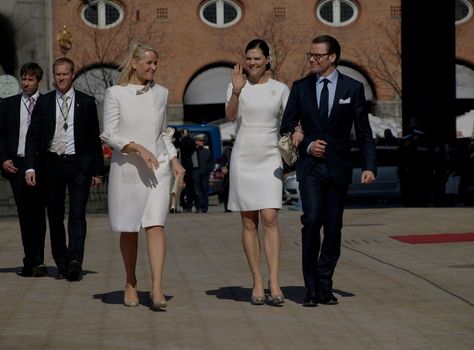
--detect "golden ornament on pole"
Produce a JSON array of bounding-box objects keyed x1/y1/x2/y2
[{"x1": 57, "y1": 25, "x2": 72, "y2": 56}]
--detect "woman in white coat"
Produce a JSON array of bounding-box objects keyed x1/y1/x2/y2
[{"x1": 101, "y1": 43, "x2": 185, "y2": 310}]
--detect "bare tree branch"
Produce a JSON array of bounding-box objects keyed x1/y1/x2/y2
[
  {"x1": 73, "y1": 6, "x2": 166, "y2": 103},
  {"x1": 355, "y1": 20, "x2": 402, "y2": 99},
  {"x1": 219, "y1": 12, "x2": 306, "y2": 85}
]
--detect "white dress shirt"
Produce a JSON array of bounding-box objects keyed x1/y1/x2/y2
[
  {"x1": 17, "y1": 91, "x2": 40, "y2": 157},
  {"x1": 49, "y1": 88, "x2": 76, "y2": 155}
]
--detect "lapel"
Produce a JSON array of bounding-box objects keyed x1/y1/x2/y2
[
  {"x1": 307, "y1": 74, "x2": 318, "y2": 115},
  {"x1": 73, "y1": 89, "x2": 80, "y2": 133},
  {"x1": 12, "y1": 94, "x2": 21, "y2": 135},
  {"x1": 307, "y1": 74, "x2": 326, "y2": 129},
  {"x1": 73, "y1": 89, "x2": 81, "y2": 125},
  {"x1": 47, "y1": 92, "x2": 57, "y2": 139}
]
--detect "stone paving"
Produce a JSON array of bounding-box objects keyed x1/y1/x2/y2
[{"x1": 0, "y1": 203, "x2": 473, "y2": 350}]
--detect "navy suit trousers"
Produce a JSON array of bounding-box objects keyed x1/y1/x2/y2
[
  {"x1": 298, "y1": 161, "x2": 348, "y2": 294},
  {"x1": 43, "y1": 153, "x2": 91, "y2": 272}
]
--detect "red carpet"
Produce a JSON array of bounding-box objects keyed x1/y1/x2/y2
[{"x1": 390, "y1": 232, "x2": 474, "y2": 244}]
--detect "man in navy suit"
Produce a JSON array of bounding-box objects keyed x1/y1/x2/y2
[
  {"x1": 0, "y1": 62, "x2": 47, "y2": 277},
  {"x1": 280, "y1": 35, "x2": 377, "y2": 306},
  {"x1": 25, "y1": 57, "x2": 104, "y2": 281}
]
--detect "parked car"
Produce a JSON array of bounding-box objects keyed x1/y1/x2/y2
[
  {"x1": 282, "y1": 145, "x2": 401, "y2": 204},
  {"x1": 283, "y1": 171, "x2": 298, "y2": 204},
  {"x1": 348, "y1": 145, "x2": 400, "y2": 201},
  {"x1": 169, "y1": 123, "x2": 224, "y2": 195}
]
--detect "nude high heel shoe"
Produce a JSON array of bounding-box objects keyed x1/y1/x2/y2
[
  {"x1": 150, "y1": 292, "x2": 167, "y2": 310},
  {"x1": 124, "y1": 284, "x2": 139, "y2": 307}
]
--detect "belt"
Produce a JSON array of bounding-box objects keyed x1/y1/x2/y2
[{"x1": 47, "y1": 152, "x2": 77, "y2": 160}]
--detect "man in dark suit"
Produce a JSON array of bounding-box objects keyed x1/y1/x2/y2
[
  {"x1": 280, "y1": 35, "x2": 377, "y2": 306},
  {"x1": 25, "y1": 57, "x2": 104, "y2": 281},
  {"x1": 0, "y1": 62, "x2": 47, "y2": 277},
  {"x1": 192, "y1": 134, "x2": 214, "y2": 213},
  {"x1": 179, "y1": 129, "x2": 197, "y2": 212}
]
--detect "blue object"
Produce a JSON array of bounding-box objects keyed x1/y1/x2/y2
[
  {"x1": 170, "y1": 123, "x2": 223, "y2": 195},
  {"x1": 170, "y1": 123, "x2": 222, "y2": 161}
]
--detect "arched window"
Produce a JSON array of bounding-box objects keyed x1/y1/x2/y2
[
  {"x1": 200, "y1": 0, "x2": 242, "y2": 28},
  {"x1": 316, "y1": 0, "x2": 358, "y2": 27},
  {"x1": 82, "y1": 1, "x2": 124, "y2": 29}
]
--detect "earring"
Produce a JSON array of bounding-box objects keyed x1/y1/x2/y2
[{"x1": 267, "y1": 57, "x2": 273, "y2": 69}]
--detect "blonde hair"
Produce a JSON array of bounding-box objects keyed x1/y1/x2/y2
[{"x1": 117, "y1": 42, "x2": 158, "y2": 85}]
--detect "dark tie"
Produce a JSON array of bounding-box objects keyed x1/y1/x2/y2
[{"x1": 318, "y1": 78, "x2": 329, "y2": 126}]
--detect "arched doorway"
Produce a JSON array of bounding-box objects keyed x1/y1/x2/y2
[
  {"x1": 183, "y1": 64, "x2": 232, "y2": 124},
  {"x1": 0, "y1": 13, "x2": 17, "y2": 76},
  {"x1": 337, "y1": 64, "x2": 375, "y2": 101},
  {"x1": 74, "y1": 64, "x2": 120, "y2": 102},
  {"x1": 456, "y1": 62, "x2": 474, "y2": 116},
  {"x1": 73, "y1": 64, "x2": 120, "y2": 121}
]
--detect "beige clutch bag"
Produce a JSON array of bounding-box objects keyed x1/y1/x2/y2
[
  {"x1": 278, "y1": 133, "x2": 298, "y2": 166},
  {"x1": 169, "y1": 174, "x2": 184, "y2": 213}
]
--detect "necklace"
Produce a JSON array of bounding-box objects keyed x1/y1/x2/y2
[{"x1": 57, "y1": 96, "x2": 73, "y2": 131}]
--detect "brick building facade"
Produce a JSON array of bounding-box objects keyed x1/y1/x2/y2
[
  {"x1": 48, "y1": 0, "x2": 474, "y2": 123},
  {"x1": 1, "y1": 1, "x2": 473, "y2": 122}
]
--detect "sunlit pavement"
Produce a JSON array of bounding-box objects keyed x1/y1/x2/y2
[{"x1": 0, "y1": 202, "x2": 473, "y2": 350}]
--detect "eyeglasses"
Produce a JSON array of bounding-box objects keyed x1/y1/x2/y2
[{"x1": 306, "y1": 53, "x2": 330, "y2": 61}]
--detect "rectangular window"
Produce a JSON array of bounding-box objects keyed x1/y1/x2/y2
[
  {"x1": 156, "y1": 7, "x2": 168, "y2": 20},
  {"x1": 274, "y1": 6, "x2": 286, "y2": 19},
  {"x1": 390, "y1": 5, "x2": 401, "y2": 18}
]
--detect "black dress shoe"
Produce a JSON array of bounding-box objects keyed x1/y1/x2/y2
[
  {"x1": 67, "y1": 260, "x2": 82, "y2": 281},
  {"x1": 16, "y1": 267, "x2": 33, "y2": 277},
  {"x1": 319, "y1": 292, "x2": 338, "y2": 305},
  {"x1": 303, "y1": 289, "x2": 318, "y2": 307},
  {"x1": 32, "y1": 264, "x2": 48, "y2": 277}
]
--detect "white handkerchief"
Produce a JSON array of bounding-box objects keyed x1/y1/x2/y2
[{"x1": 339, "y1": 97, "x2": 351, "y2": 104}]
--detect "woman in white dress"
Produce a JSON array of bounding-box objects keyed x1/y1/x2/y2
[
  {"x1": 226, "y1": 39, "x2": 290, "y2": 305},
  {"x1": 101, "y1": 43, "x2": 185, "y2": 310}
]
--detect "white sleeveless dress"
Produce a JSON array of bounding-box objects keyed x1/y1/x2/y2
[
  {"x1": 226, "y1": 78, "x2": 290, "y2": 211},
  {"x1": 101, "y1": 84, "x2": 177, "y2": 232}
]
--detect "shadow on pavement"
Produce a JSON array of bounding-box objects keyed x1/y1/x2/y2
[
  {"x1": 0, "y1": 266, "x2": 98, "y2": 279},
  {"x1": 206, "y1": 285, "x2": 355, "y2": 304},
  {"x1": 282, "y1": 286, "x2": 355, "y2": 304},
  {"x1": 0, "y1": 266, "x2": 23, "y2": 274},
  {"x1": 206, "y1": 286, "x2": 252, "y2": 302},
  {"x1": 92, "y1": 290, "x2": 173, "y2": 308}
]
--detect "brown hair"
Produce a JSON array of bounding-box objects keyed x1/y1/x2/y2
[
  {"x1": 312, "y1": 35, "x2": 341, "y2": 66},
  {"x1": 20, "y1": 62, "x2": 43, "y2": 81}
]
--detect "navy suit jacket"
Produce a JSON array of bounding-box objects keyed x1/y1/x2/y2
[
  {"x1": 280, "y1": 71, "x2": 376, "y2": 184},
  {"x1": 25, "y1": 89, "x2": 104, "y2": 177}
]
